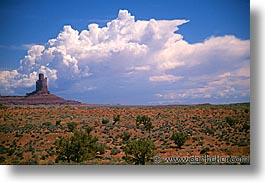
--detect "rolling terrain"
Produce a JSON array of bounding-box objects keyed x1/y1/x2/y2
[{"x1": 0, "y1": 102, "x2": 250, "y2": 165}]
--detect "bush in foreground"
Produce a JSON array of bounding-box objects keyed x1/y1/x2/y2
[
  {"x1": 55, "y1": 130, "x2": 99, "y2": 163},
  {"x1": 170, "y1": 131, "x2": 188, "y2": 149},
  {"x1": 123, "y1": 138, "x2": 155, "y2": 165},
  {"x1": 136, "y1": 115, "x2": 153, "y2": 135},
  {"x1": 67, "y1": 122, "x2": 78, "y2": 132}
]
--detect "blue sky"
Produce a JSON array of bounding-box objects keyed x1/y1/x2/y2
[{"x1": 0, "y1": 0, "x2": 250, "y2": 105}]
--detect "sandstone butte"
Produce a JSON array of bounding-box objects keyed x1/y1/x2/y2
[{"x1": 0, "y1": 73, "x2": 82, "y2": 106}]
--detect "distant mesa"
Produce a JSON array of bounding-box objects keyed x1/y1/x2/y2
[
  {"x1": 0, "y1": 73, "x2": 82, "y2": 106},
  {"x1": 27, "y1": 73, "x2": 50, "y2": 96}
]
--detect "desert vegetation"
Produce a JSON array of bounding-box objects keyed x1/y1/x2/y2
[{"x1": 0, "y1": 103, "x2": 250, "y2": 164}]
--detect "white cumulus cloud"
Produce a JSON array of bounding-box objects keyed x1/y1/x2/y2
[
  {"x1": 149, "y1": 74, "x2": 183, "y2": 82},
  {"x1": 0, "y1": 9, "x2": 250, "y2": 104}
]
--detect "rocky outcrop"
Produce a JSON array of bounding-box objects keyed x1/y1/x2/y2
[
  {"x1": 0, "y1": 94, "x2": 82, "y2": 106},
  {"x1": 27, "y1": 73, "x2": 49, "y2": 96},
  {"x1": 0, "y1": 73, "x2": 82, "y2": 106}
]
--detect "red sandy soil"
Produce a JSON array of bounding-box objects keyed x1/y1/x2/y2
[{"x1": 0, "y1": 103, "x2": 250, "y2": 165}]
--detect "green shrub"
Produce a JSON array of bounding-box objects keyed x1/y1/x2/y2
[
  {"x1": 225, "y1": 116, "x2": 237, "y2": 126},
  {"x1": 24, "y1": 123, "x2": 34, "y2": 129},
  {"x1": 136, "y1": 115, "x2": 151, "y2": 126},
  {"x1": 86, "y1": 126, "x2": 93, "y2": 134},
  {"x1": 56, "y1": 120, "x2": 61, "y2": 126},
  {"x1": 102, "y1": 118, "x2": 110, "y2": 124},
  {"x1": 97, "y1": 143, "x2": 106, "y2": 155},
  {"x1": 121, "y1": 132, "x2": 131, "y2": 141},
  {"x1": 170, "y1": 131, "x2": 188, "y2": 149},
  {"x1": 42, "y1": 122, "x2": 52, "y2": 127},
  {"x1": 0, "y1": 104, "x2": 7, "y2": 110},
  {"x1": 110, "y1": 147, "x2": 120, "y2": 155},
  {"x1": 242, "y1": 123, "x2": 250, "y2": 131},
  {"x1": 113, "y1": 115, "x2": 121, "y2": 125},
  {"x1": 237, "y1": 140, "x2": 248, "y2": 146},
  {"x1": 136, "y1": 115, "x2": 153, "y2": 134},
  {"x1": 17, "y1": 151, "x2": 24, "y2": 158},
  {"x1": 123, "y1": 138, "x2": 155, "y2": 165},
  {"x1": 206, "y1": 127, "x2": 214, "y2": 135},
  {"x1": 200, "y1": 146, "x2": 210, "y2": 154},
  {"x1": 67, "y1": 122, "x2": 78, "y2": 132},
  {"x1": 55, "y1": 130, "x2": 99, "y2": 163},
  {"x1": 0, "y1": 156, "x2": 6, "y2": 163},
  {"x1": 0, "y1": 145, "x2": 8, "y2": 154}
]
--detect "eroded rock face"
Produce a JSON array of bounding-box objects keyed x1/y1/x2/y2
[
  {"x1": 0, "y1": 73, "x2": 82, "y2": 106},
  {"x1": 36, "y1": 73, "x2": 49, "y2": 94},
  {"x1": 27, "y1": 73, "x2": 49, "y2": 96}
]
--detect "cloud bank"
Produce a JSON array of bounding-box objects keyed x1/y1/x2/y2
[{"x1": 0, "y1": 10, "x2": 250, "y2": 104}]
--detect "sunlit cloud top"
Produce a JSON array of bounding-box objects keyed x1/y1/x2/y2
[{"x1": 0, "y1": 9, "x2": 250, "y2": 105}]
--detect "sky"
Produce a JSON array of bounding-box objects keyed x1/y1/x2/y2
[{"x1": 0, "y1": 0, "x2": 250, "y2": 105}]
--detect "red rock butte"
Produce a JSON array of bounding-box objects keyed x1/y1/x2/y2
[
  {"x1": 0, "y1": 73, "x2": 82, "y2": 106},
  {"x1": 27, "y1": 73, "x2": 49, "y2": 96}
]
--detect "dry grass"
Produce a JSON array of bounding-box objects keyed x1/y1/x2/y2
[{"x1": 0, "y1": 103, "x2": 250, "y2": 164}]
